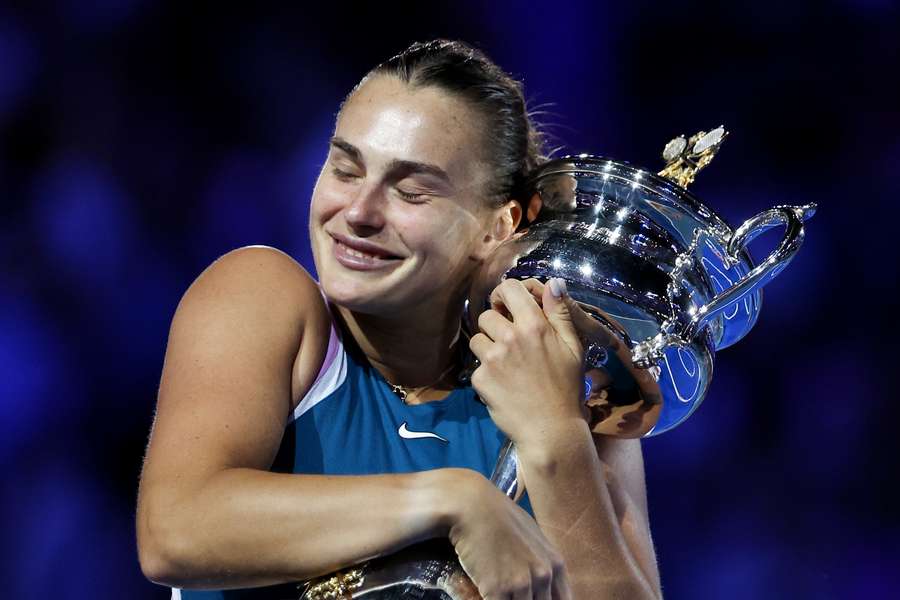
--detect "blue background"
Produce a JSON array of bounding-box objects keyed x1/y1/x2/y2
[{"x1": 1, "y1": 1, "x2": 898, "y2": 597}]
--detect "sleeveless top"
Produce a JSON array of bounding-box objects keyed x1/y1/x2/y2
[{"x1": 174, "y1": 306, "x2": 530, "y2": 599}]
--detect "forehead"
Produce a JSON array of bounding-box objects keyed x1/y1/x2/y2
[{"x1": 335, "y1": 76, "x2": 488, "y2": 181}]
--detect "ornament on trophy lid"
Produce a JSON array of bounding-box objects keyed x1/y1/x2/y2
[{"x1": 658, "y1": 125, "x2": 728, "y2": 188}]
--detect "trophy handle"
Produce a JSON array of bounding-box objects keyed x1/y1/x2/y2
[
  {"x1": 490, "y1": 438, "x2": 521, "y2": 500},
  {"x1": 683, "y1": 203, "x2": 817, "y2": 341}
]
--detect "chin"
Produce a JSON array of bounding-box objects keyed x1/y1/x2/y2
[{"x1": 318, "y1": 271, "x2": 397, "y2": 314}]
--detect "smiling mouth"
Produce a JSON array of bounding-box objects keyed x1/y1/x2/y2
[
  {"x1": 336, "y1": 239, "x2": 400, "y2": 260},
  {"x1": 331, "y1": 236, "x2": 403, "y2": 270}
]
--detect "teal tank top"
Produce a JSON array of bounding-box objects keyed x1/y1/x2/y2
[{"x1": 174, "y1": 310, "x2": 528, "y2": 599}]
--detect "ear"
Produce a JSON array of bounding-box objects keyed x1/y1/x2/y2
[{"x1": 472, "y1": 200, "x2": 522, "y2": 261}]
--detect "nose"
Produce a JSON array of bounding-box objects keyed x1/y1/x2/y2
[{"x1": 344, "y1": 184, "x2": 386, "y2": 236}]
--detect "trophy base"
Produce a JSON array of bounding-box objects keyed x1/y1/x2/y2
[{"x1": 301, "y1": 540, "x2": 481, "y2": 600}]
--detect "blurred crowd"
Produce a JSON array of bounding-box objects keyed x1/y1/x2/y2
[{"x1": 1, "y1": 1, "x2": 897, "y2": 597}]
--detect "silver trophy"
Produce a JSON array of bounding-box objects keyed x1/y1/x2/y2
[{"x1": 299, "y1": 127, "x2": 815, "y2": 599}]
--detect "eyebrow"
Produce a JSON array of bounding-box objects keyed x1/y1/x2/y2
[
  {"x1": 329, "y1": 137, "x2": 454, "y2": 187},
  {"x1": 330, "y1": 137, "x2": 362, "y2": 162}
]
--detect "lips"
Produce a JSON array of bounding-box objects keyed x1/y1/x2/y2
[{"x1": 329, "y1": 232, "x2": 403, "y2": 270}]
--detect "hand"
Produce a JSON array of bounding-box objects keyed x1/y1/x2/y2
[
  {"x1": 471, "y1": 278, "x2": 663, "y2": 439},
  {"x1": 468, "y1": 278, "x2": 585, "y2": 446},
  {"x1": 447, "y1": 469, "x2": 572, "y2": 600}
]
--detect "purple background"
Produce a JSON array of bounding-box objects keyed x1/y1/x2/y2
[{"x1": 2, "y1": 1, "x2": 898, "y2": 597}]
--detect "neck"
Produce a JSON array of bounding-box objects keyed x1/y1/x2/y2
[{"x1": 334, "y1": 296, "x2": 467, "y2": 393}]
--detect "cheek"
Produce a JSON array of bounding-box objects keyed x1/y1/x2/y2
[
  {"x1": 399, "y1": 209, "x2": 477, "y2": 265},
  {"x1": 310, "y1": 176, "x2": 344, "y2": 223}
]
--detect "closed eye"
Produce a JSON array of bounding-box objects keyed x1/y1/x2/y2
[
  {"x1": 332, "y1": 167, "x2": 361, "y2": 181},
  {"x1": 394, "y1": 187, "x2": 428, "y2": 202}
]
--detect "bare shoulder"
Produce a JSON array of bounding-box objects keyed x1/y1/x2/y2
[
  {"x1": 143, "y1": 246, "x2": 330, "y2": 489},
  {"x1": 177, "y1": 245, "x2": 332, "y2": 409},
  {"x1": 185, "y1": 245, "x2": 322, "y2": 317}
]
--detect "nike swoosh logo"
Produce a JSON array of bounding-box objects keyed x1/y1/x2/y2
[{"x1": 398, "y1": 422, "x2": 448, "y2": 443}]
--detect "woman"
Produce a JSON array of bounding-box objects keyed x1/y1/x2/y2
[{"x1": 137, "y1": 40, "x2": 661, "y2": 599}]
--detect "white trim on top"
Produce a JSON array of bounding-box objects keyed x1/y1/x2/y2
[{"x1": 289, "y1": 332, "x2": 347, "y2": 423}]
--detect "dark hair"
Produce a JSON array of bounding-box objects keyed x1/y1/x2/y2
[{"x1": 365, "y1": 39, "x2": 546, "y2": 209}]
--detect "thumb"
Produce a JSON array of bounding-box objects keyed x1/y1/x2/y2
[{"x1": 542, "y1": 278, "x2": 582, "y2": 356}]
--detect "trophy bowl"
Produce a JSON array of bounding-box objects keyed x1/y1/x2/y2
[{"x1": 468, "y1": 147, "x2": 816, "y2": 437}]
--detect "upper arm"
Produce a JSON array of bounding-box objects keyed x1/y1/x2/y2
[
  {"x1": 138, "y1": 245, "x2": 329, "y2": 510},
  {"x1": 594, "y1": 435, "x2": 661, "y2": 593}
]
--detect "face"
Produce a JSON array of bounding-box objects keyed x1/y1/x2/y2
[{"x1": 310, "y1": 75, "x2": 509, "y2": 315}]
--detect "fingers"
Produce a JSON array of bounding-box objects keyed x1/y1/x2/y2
[
  {"x1": 454, "y1": 484, "x2": 570, "y2": 600},
  {"x1": 510, "y1": 582, "x2": 534, "y2": 600},
  {"x1": 468, "y1": 331, "x2": 492, "y2": 365},
  {"x1": 531, "y1": 564, "x2": 554, "y2": 600},
  {"x1": 550, "y1": 562, "x2": 573, "y2": 600},
  {"x1": 539, "y1": 280, "x2": 582, "y2": 355},
  {"x1": 480, "y1": 565, "x2": 556, "y2": 600},
  {"x1": 518, "y1": 278, "x2": 547, "y2": 306},
  {"x1": 490, "y1": 277, "x2": 616, "y2": 350},
  {"x1": 490, "y1": 279, "x2": 545, "y2": 326},
  {"x1": 509, "y1": 510, "x2": 567, "y2": 600},
  {"x1": 512, "y1": 558, "x2": 563, "y2": 600},
  {"x1": 477, "y1": 308, "x2": 515, "y2": 343}
]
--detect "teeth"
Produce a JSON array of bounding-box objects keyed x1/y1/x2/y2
[{"x1": 341, "y1": 241, "x2": 380, "y2": 259}]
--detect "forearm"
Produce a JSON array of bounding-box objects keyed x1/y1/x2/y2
[
  {"x1": 138, "y1": 467, "x2": 456, "y2": 589},
  {"x1": 517, "y1": 420, "x2": 661, "y2": 599}
]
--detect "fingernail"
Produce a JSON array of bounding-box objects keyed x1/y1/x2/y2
[{"x1": 549, "y1": 278, "x2": 567, "y2": 298}]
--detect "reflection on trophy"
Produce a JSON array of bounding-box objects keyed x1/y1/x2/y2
[{"x1": 299, "y1": 128, "x2": 816, "y2": 599}]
